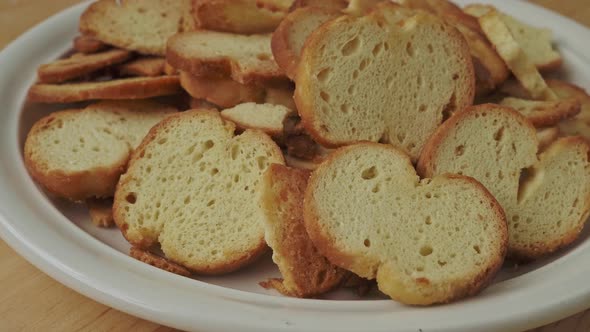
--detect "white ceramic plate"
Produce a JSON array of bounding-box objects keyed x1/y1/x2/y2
[{"x1": 1, "y1": 1, "x2": 590, "y2": 331}]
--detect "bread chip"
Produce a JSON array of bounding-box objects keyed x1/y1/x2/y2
[
  {"x1": 24, "y1": 100, "x2": 176, "y2": 201},
  {"x1": 192, "y1": 0, "x2": 289, "y2": 34},
  {"x1": 500, "y1": 97, "x2": 581, "y2": 127},
  {"x1": 284, "y1": 154, "x2": 321, "y2": 170},
  {"x1": 305, "y1": 143, "x2": 507, "y2": 305},
  {"x1": 87, "y1": 198, "x2": 115, "y2": 227},
  {"x1": 113, "y1": 110, "x2": 285, "y2": 273},
  {"x1": 220, "y1": 103, "x2": 294, "y2": 138},
  {"x1": 119, "y1": 57, "x2": 166, "y2": 77},
  {"x1": 264, "y1": 86, "x2": 297, "y2": 110},
  {"x1": 537, "y1": 127, "x2": 560, "y2": 151},
  {"x1": 37, "y1": 49, "x2": 131, "y2": 84},
  {"x1": 80, "y1": 0, "x2": 189, "y2": 55},
  {"x1": 295, "y1": 4, "x2": 474, "y2": 161},
  {"x1": 546, "y1": 80, "x2": 590, "y2": 141},
  {"x1": 476, "y1": 8, "x2": 557, "y2": 100},
  {"x1": 73, "y1": 35, "x2": 108, "y2": 54},
  {"x1": 189, "y1": 98, "x2": 220, "y2": 111},
  {"x1": 418, "y1": 104, "x2": 590, "y2": 260},
  {"x1": 130, "y1": 247, "x2": 192, "y2": 277},
  {"x1": 179, "y1": 71, "x2": 265, "y2": 108},
  {"x1": 167, "y1": 32, "x2": 287, "y2": 86},
  {"x1": 344, "y1": 0, "x2": 383, "y2": 15},
  {"x1": 28, "y1": 76, "x2": 181, "y2": 103},
  {"x1": 261, "y1": 164, "x2": 348, "y2": 297},
  {"x1": 290, "y1": 0, "x2": 347, "y2": 11}
]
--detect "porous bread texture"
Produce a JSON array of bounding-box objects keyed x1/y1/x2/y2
[
  {"x1": 113, "y1": 110, "x2": 285, "y2": 274},
  {"x1": 261, "y1": 164, "x2": 348, "y2": 297},
  {"x1": 73, "y1": 35, "x2": 108, "y2": 54},
  {"x1": 304, "y1": 143, "x2": 507, "y2": 305},
  {"x1": 464, "y1": 4, "x2": 562, "y2": 71},
  {"x1": 549, "y1": 80, "x2": 590, "y2": 141},
  {"x1": 418, "y1": 104, "x2": 590, "y2": 260},
  {"x1": 37, "y1": 49, "x2": 130, "y2": 83},
  {"x1": 294, "y1": 4, "x2": 474, "y2": 161},
  {"x1": 179, "y1": 71, "x2": 265, "y2": 108},
  {"x1": 118, "y1": 57, "x2": 166, "y2": 77},
  {"x1": 500, "y1": 97, "x2": 581, "y2": 127},
  {"x1": 79, "y1": 0, "x2": 189, "y2": 55},
  {"x1": 27, "y1": 76, "x2": 181, "y2": 103},
  {"x1": 24, "y1": 100, "x2": 176, "y2": 201},
  {"x1": 167, "y1": 32, "x2": 286, "y2": 86},
  {"x1": 87, "y1": 198, "x2": 115, "y2": 227},
  {"x1": 192, "y1": 0, "x2": 289, "y2": 34},
  {"x1": 271, "y1": 7, "x2": 341, "y2": 80},
  {"x1": 536, "y1": 127, "x2": 560, "y2": 151},
  {"x1": 476, "y1": 8, "x2": 557, "y2": 101},
  {"x1": 220, "y1": 103, "x2": 293, "y2": 137}
]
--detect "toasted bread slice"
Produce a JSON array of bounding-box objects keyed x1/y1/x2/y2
[
  {"x1": 547, "y1": 80, "x2": 590, "y2": 141},
  {"x1": 284, "y1": 154, "x2": 321, "y2": 170},
  {"x1": 305, "y1": 143, "x2": 507, "y2": 305},
  {"x1": 129, "y1": 247, "x2": 192, "y2": 277},
  {"x1": 220, "y1": 103, "x2": 293, "y2": 138},
  {"x1": 113, "y1": 110, "x2": 285, "y2": 273},
  {"x1": 189, "y1": 98, "x2": 220, "y2": 111},
  {"x1": 24, "y1": 100, "x2": 176, "y2": 201},
  {"x1": 295, "y1": 4, "x2": 474, "y2": 161},
  {"x1": 464, "y1": 4, "x2": 562, "y2": 71},
  {"x1": 79, "y1": 0, "x2": 188, "y2": 55},
  {"x1": 179, "y1": 71, "x2": 265, "y2": 108},
  {"x1": 290, "y1": 0, "x2": 348, "y2": 11},
  {"x1": 192, "y1": 0, "x2": 289, "y2": 34},
  {"x1": 73, "y1": 35, "x2": 108, "y2": 54},
  {"x1": 500, "y1": 97, "x2": 581, "y2": 127},
  {"x1": 86, "y1": 198, "x2": 115, "y2": 227},
  {"x1": 167, "y1": 32, "x2": 287, "y2": 85},
  {"x1": 476, "y1": 8, "x2": 557, "y2": 100},
  {"x1": 27, "y1": 76, "x2": 181, "y2": 103},
  {"x1": 537, "y1": 127, "x2": 560, "y2": 151},
  {"x1": 344, "y1": 0, "x2": 383, "y2": 15},
  {"x1": 418, "y1": 104, "x2": 590, "y2": 260},
  {"x1": 272, "y1": 7, "x2": 341, "y2": 80},
  {"x1": 37, "y1": 49, "x2": 131, "y2": 84},
  {"x1": 261, "y1": 164, "x2": 348, "y2": 297},
  {"x1": 264, "y1": 86, "x2": 297, "y2": 110},
  {"x1": 118, "y1": 57, "x2": 166, "y2": 77}
]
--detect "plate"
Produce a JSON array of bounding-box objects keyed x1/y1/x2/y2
[{"x1": 1, "y1": 1, "x2": 590, "y2": 331}]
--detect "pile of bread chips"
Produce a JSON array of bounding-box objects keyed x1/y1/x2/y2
[{"x1": 23, "y1": 0, "x2": 590, "y2": 305}]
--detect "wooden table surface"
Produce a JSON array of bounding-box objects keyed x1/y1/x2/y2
[{"x1": 1, "y1": 0, "x2": 589, "y2": 331}]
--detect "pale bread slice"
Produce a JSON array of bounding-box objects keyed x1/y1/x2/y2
[
  {"x1": 86, "y1": 198, "x2": 115, "y2": 227},
  {"x1": 295, "y1": 4, "x2": 474, "y2": 161},
  {"x1": 305, "y1": 143, "x2": 507, "y2": 305},
  {"x1": 129, "y1": 247, "x2": 192, "y2": 277},
  {"x1": 261, "y1": 164, "x2": 348, "y2": 297},
  {"x1": 500, "y1": 97, "x2": 581, "y2": 127},
  {"x1": 37, "y1": 49, "x2": 131, "y2": 83},
  {"x1": 476, "y1": 8, "x2": 557, "y2": 100},
  {"x1": 548, "y1": 80, "x2": 590, "y2": 141},
  {"x1": 167, "y1": 32, "x2": 287, "y2": 85},
  {"x1": 118, "y1": 57, "x2": 166, "y2": 77},
  {"x1": 271, "y1": 7, "x2": 341, "y2": 80},
  {"x1": 113, "y1": 110, "x2": 285, "y2": 273},
  {"x1": 192, "y1": 0, "x2": 289, "y2": 34},
  {"x1": 24, "y1": 100, "x2": 176, "y2": 201},
  {"x1": 418, "y1": 104, "x2": 590, "y2": 260},
  {"x1": 27, "y1": 76, "x2": 181, "y2": 103},
  {"x1": 179, "y1": 71, "x2": 265, "y2": 108},
  {"x1": 464, "y1": 4, "x2": 562, "y2": 71},
  {"x1": 73, "y1": 35, "x2": 108, "y2": 54},
  {"x1": 220, "y1": 103, "x2": 294, "y2": 138},
  {"x1": 536, "y1": 127, "x2": 560, "y2": 151},
  {"x1": 79, "y1": 0, "x2": 189, "y2": 55}
]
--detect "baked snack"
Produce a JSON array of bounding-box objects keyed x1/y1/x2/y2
[
  {"x1": 192, "y1": 0, "x2": 290, "y2": 34},
  {"x1": 220, "y1": 103, "x2": 294, "y2": 138},
  {"x1": 499, "y1": 97, "x2": 580, "y2": 127},
  {"x1": 73, "y1": 35, "x2": 108, "y2": 54},
  {"x1": 37, "y1": 49, "x2": 131, "y2": 83},
  {"x1": 167, "y1": 31, "x2": 287, "y2": 85},
  {"x1": 304, "y1": 143, "x2": 507, "y2": 305},
  {"x1": 260, "y1": 164, "x2": 348, "y2": 297},
  {"x1": 418, "y1": 104, "x2": 590, "y2": 260},
  {"x1": 28, "y1": 76, "x2": 181, "y2": 103},
  {"x1": 344, "y1": 0, "x2": 383, "y2": 15},
  {"x1": 295, "y1": 4, "x2": 474, "y2": 161},
  {"x1": 179, "y1": 71, "x2": 265, "y2": 108},
  {"x1": 189, "y1": 98, "x2": 220, "y2": 111},
  {"x1": 290, "y1": 0, "x2": 348, "y2": 11},
  {"x1": 271, "y1": 7, "x2": 340, "y2": 80},
  {"x1": 113, "y1": 110, "x2": 285, "y2": 274},
  {"x1": 547, "y1": 80, "x2": 590, "y2": 141},
  {"x1": 118, "y1": 57, "x2": 166, "y2": 77},
  {"x1": 80, "y1": 0, "x2": 189, "y2": 55},
  {"x1": 536, "y1": 127, "x2": 560, "y2": 151},
  {"x1": 129, "y1": 247, "x2": 192, "y2": 277},
  {"x1": 86, "y1": 198, "x2": 115, "y2": 227},
  {"x1": 264, "y1": 86, "x2": 297, "y2": 110},
  {"x1": 24, "y1": 100, "x2": 176, "y2": 201}
]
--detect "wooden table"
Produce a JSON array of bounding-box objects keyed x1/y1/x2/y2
[{"x1": 0, "y1": 0, "x2": 589, "y2": 331}]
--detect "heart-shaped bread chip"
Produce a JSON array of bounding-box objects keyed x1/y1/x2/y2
[
  {"x1": 418, "y1": 104, "x2": 590, "y2": 260},
  {"x1": 304, "y1": 143, "x2": 507, "y2": 305}
]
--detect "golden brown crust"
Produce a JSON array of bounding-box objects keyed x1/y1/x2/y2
[
  {"x1": 129, "y1": 247, "x2": 192, "y2": 277},
  {"x1": 27, "y1": 76, "x2": 181, "y2": 103},
  {"x1": 37, "y1": 49, "x2": 131, "y2": 83},
  {"x1": 86, "y1": 198, "x2": 115, "y2": 227},
  {"x1": 118, "y1": 57, "x2": 166, "y2": 77},
  {"x1": 179, "y1": 71, "x2": 265, "y2": 108},
  {"x1": 73, "y1": 35, "x2": 108, "y2": 54}
]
